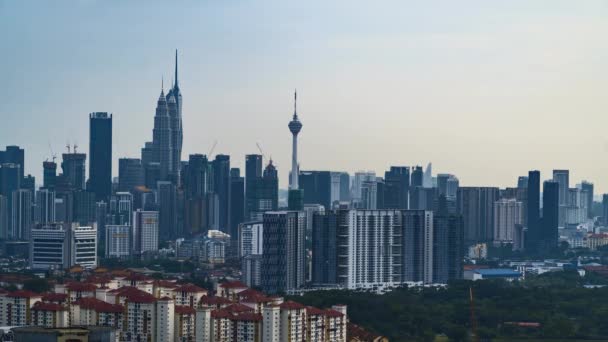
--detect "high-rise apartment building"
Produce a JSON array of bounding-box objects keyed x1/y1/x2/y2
[
  {"x1": 11, "y1": 189, "x2": 33, "y2": 240},
  {"x1": 493, "y1": 199, "x2": 523, "y2": 245},
  {"x1": 457, "y1": 187, "x2": 499, "y2": 245},
  {"x1": 133, "y1": 210, "x2": 159, "y2": 256},
  {"x1": 105, "y1": 225, "x2": 131, "y2": 258},
  {"x1": 261, "y1": 211, "x2": 306, "y2": 294}
]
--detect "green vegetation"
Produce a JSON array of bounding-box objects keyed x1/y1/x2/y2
[{"x1": 290, "y1": 271, "x2": 608, "y2": 342}]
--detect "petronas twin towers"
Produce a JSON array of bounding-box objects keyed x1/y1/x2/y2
[{"x1": 144, "y1": 50, "x2": 183, "y2": 185}]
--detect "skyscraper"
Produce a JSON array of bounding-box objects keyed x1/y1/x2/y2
[
  {"x1": 403, "y1": 210, "x2": 434, "y2": 284},
  {"x1": 517, "y1": 176, "x2": 528, "y2": 189},
  {"x1": 433, "y1": 209, "x2": 464, "y2": 283},
  {"x1": 526, "y1": 170, "x2": 541, "y2": 251},
  {"x1": 133, "y1": 209, "x2": 159, "y2": 256},
  {"x1": 383, "y1": 166, "x2": 410, "y2": 210},
  {"x1": 245, "y1": 154, "x2": 263, "y2": 218},
  {"x1": 553, "y1": 169, "x2": 569, "y2": 227},
  {"x1": 157, "y1": 181, "x2": 177, "y2": 240},
  {"x1": 457, "y1": 187, "x2": 499, "y2": 245},
  {"x1": 411, "y1": 166, "x2": 423, "y2": 188},
  {"x1": 493, "y1": 199, "x2": 523, "y2": 245},
  {"x1": 0, "y1": 163, "x2": 21, "y2": 239},
  {"x1": 212, "y1": 154, "x2": 231, "y2": 233},
  {"x1": 152, "y1": 85, "x2": 173, "y2": 181},
  {"x1": 580, "y1": 181, "x2": 594, "y2": 219},
  {"x1": 35, "y1": 188, "x2": 55, "y2": 225},
  {"x1": 311, "y1": 211, "x2": 339, "y2": 285},
  {"x1": 603, "y1": 194, "x2": 608, "y2": 226},
  {"x1": 541, "y1": 180, "x2": 559, "y2": 252},
  {"x1": 61, "y1": 153, "x2": 86, "y2": 190},
  {"x1": 0, "y1": 146, "x2": 25, "y2": 181},
  {"x1": 261, "y1": 211, "x2": 306, "y2": 294},
  {"x1": 11, "y1": 189, "x2": 32, "y2": 240},
  {"x1": 89, "y1": 112, "x2": 112, "y2": 201},
  {"x1": 118, "y1": 158, "x2": 144, "y2": 192},
  {"x1": 166, "y1": 50, "x2": 183, "y2": 185},
  {"x1": 229, "y1": 168, "x2": 245, "y2": 244},
  {"x1": 43, "y1": 161, "x2": 57, "y2": 189},
  {"x1": 287, "y1": 91, "x2": 303, "y2": 211}
]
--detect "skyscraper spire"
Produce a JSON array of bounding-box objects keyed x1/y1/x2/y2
[{"x1": 174, "y1": 49, "x2": 179, "y2": 89}]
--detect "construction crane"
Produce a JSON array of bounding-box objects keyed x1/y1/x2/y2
[
  {"x1": 48, "y1": 142, "x2": 57, "y2": 162},
  {"x1": 66, "y1": 142, "x2": 71, "y2": 154},
  {"x1": 470, "y1": 287, "x2": 479, "y2": 342},
  {"x1": 208, "y1": 140, "x2": 218, "y2": 158},
  {"x1": 256, "y1": 142, "x2": 266, "y2": 161},
  {"x1": 73, "y1": 143, "x2": 78, "y2": 154}
]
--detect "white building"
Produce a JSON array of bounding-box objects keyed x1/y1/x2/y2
[
  {"x1": 133, "y1": 210, "x2": 159, "y2": 255},
  {"x1": 105, "y1": 225, "x2": 131, "y2": 258},
  {"x1": 238, "y1": 221, "x2": 263, "y2": 257},
  {"x1": 493, "y1": 199, "x2": 523, "y2": 245},
  {"x1": 69, "y1": 224, "x2": 97, "y2": 269}
]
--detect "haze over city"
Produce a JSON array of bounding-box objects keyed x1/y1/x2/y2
[{"x1": 2, "y1": 0, "x2": 608, "y2": 192}]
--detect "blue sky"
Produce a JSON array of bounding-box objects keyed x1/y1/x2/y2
[{"x1": 1, "y1": 0, "x2": 607, "y2": 192}]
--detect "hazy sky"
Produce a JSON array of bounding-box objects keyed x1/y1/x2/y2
[{"x1": 1, "y1": 0, "x2": 608, "y2": 193}]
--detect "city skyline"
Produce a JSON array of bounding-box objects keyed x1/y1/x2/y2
[{"x1": 2, "y1": 1, "x2": 608, "y2": 192}]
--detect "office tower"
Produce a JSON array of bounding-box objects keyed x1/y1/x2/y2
[
  {"x1": 433, "y1": 213, "x2": 464, "y2": 283},
  {"x1": 339, "y1": 172, "x2": 350, "y2": 202},
  {"x1": 212, "y1": 154, "x2": 231, "y2": 232},
  {"x1": 133, "y1": 210, "x2": 159, "y2": 255},
  {"x1": 242, "y1": 254, "x2": 262, "y2": 288},
  {"x1": 351, "y1": 171, "x2": 376, "y2": 203},
  {"x1": 238, "y1": 221, "x2": 263, "y2": 257},
  {"x1": 423, "y1": 163, "x2": 433, "y2": 188},
  {"x1": 230, "y1": 168, "x2": 245, "y2": 240},
  {"x1": 152, "y1": 84, "x2": 173, "y2": 181},
  {"x1": 43, "y1": 161, "x2": 57, "y2": 189},
  {"x1": 411, "y1": 166, "x2": 423, "y2": 188},
  {"x1": 410, "y1": 187, "x2": 436, "y2": 211},
  {"x1": 360, "y1": 179, "x2": 378, "y2": 210},
  {"x1": 553, "y1": 169, "x2": 569, "y2": 227},
  {"x1": 526, "y1": 170, "x2": 541, "y2": 250},
  {"x1": 0, "y1": 146, "x2": 25, "y2": 181},
  {"x1": 21, "y1": 175, "x2": 35, "y2": 193},
  {"x1": 30, "y1": 223, "x2": 69, "y2": 270},
  {"x1": 580, "y1": 181, "x2": 594, "y2": 219},
  {"x1": 517, "y1": 176, "x2": 528, "y2": 189},
  {"x1": 167, "y1": 50, "x2": 183, "y2": 184},
  {"x1": 0, "y1": 196, "x2": 6, "y2": 241},
  {"x1": 35, "y1": 189, "x2": 55, "y2": 224},
  {"x1": 287, "y1": 91, "x2": 304, "y2": 211},
  {"x1": 11, "y1": 189, "x2": 32, "y2": 240},
  {"x1": 382, "y1": 167, "x2": 410, "y2": 210},
  {"x1": 61, "y1": 152, "x2": 86, "y2": 190},
  {"x1": 603, "y1": 194, "x2": 608, "y2": 226},
  {"x1": 493, "y1": 199, "x2": 523, "y2": 245},
  {"x1": 457, "y1": 187, "x2": 499, "y2": 245},
  {"x1": 89, "y1": 112, "x2": 112, "y2": 200},
  {"x1": 118, "y1": 158, "x2": 144, "y2": 192},
  {"x1": 105, "y1": 225, "x2": 131, "y2": 258},
  {"x1": 261, "y1": 211, "x2": 306, "y2": 294},
  {"x1": 299, "y1": 171, "x2": 332, "y2": 209},
  {"x1": 541, "y1": 180, "x2": 559, "y2": 251},
  {"x1": 565, "y1": 188, "x2": 586, "y2": 226},
  {"x1": 403, "y1": 210, "x2": 434, "y2": 284},
  {"x1": 73, "y1": 190, "x2": 96, "y2": 225},
  {"x1": 436, "y1": 174, "x2": 451, "y2": 197},
  {"x1": 245, "y1": 154, "x2": 263, "y2": 218},
  {"x1": 446, "y1": 176, "x2": 459, "y2": 199},
  {"x1": 68, "y1": 224, "x2": 97, "y2": 269},
  {"x1": 0, "y1": 163, "x2": 20, "y2": 239},
  {"x1": 108, "y1": 192, "x2": 133, "y2": 226},
  {"x1": 95, "y1": 201, "x2": 107, "y2": 247},
  {"x1": 158, "y1": 181, "x2": 177, "y2": 240},
  {"x1": 312, "y1": 211, "x2": 338, "y2": 285},
  {"x1": 54, "y1": 191, "x2": 73, "y2": 224},
  {"x1": 184, "y1": 154, "x2": 212, "y2": 198}
]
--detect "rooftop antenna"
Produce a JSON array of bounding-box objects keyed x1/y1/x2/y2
[
  {"x1": 66, "y1": 142, "x2": 71, "y2": 154},
  {"x1": 74, "y1": 143, "x2": 78, "y2": 154}
]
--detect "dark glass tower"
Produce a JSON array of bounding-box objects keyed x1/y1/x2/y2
[
  {"x1": 603, "y1": 194, "x2": 608, "y2": 226},
  {"x1": 229, "y1": 168, "x2": 245, "y2": 243},
  {"x1": 541, "y1": 180, "x2": 559, "y2": 252},
  {"x1": 89, "y1": 112, "x2": 113, "y2": 200},
  {"x1": 526, "y1": 170, "x2": 540, "y2": 251},
  {"x1": 411, "y1": 166, "x2": 423, "y2": 188},
  {"x1": 245, "y1": 154, "x2": 262, "y2": 219},
  {"x1": 118, "y1": 158, "x2": 144, "y2": 192},
  {"x1": 166, "y1": 50, "x2": 183, "y2": 185},
  {"x1": 581, "y1": 181, "x2": 594, "y2": 219},
  {"x1": 383, "y1": 166, "x2": 410, "y2": 209},
  {"x1": 299, "y1": 171, "x2": 331, "y2": 210},
  {"x1": 0, "y1": 146, "x2": 25, "y2": 181},
  {"x1": 43, "y1": 161, "x2": 57, "y2": 189},
  {"x1": 61, "y1": 153, "x2": 86, "y2": 190},
  {"x1": 212, "y1": 154, "x2": 231, "y2": 233}
]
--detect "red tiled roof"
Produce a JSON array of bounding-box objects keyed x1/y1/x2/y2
[
  {"x1": 124, "y1": 273, "x2": 151, "y2": 282},
  {"x1": 7, "y1": 290, "x2": 41, "y2": 298},
  {"x1": 112, "y1": 287, "x2": 156, "y2": 304},
  {"x1": 225, "y1": 303, "x2": 255, "y2": 314},
  {"x1": 236, "y1": 288, "x2": 263, "y2": 299},
  {"x1": 325, "y1": 309, "x2": 344, "y2": 318},
  {"x1": 86, "y1": 275, "x2": 113, "y2": 284},
  {"x1": 348, "y1": 322, "x2": 384, "y2": 341},
  {"x1": 42, "y1": 293, "x2": 68, "y2": 302},
  {"x1": 32, "y1": 302, "x2": 66, "y2": 311},
  {"x1": 174, "y1": 283, "x2": 207, "y2": 293},
  {"x1": 306, "y1": 306, "x2": 325, "y2": 316},
  {"x1": 218, "y1": 281, "x2": 247, "y2": 289},
  {"x1": 175, "y1": 305, "x2": 196, "y2": 315},
  {"x1": 74, "y1": 297, "x2": 124, "y2": 313},
  {"x1": 279, "y1": 301, "x2": 305, "y2": 310},
  {"x1": 232, "y1": 312, "x2": 263, "y2": 322},
  {"x1": 200, "y1": 295, "x2": 233, "y2": 306},
  {"x1": 211, "y1": 309, "x2": 232, "y2": 319},
  {"x1": 155, "y1": 280, "x2": 179, "y2": 288},
  {"x1": 65, "y1": 282, "x2": 97, "y2": 292}
]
